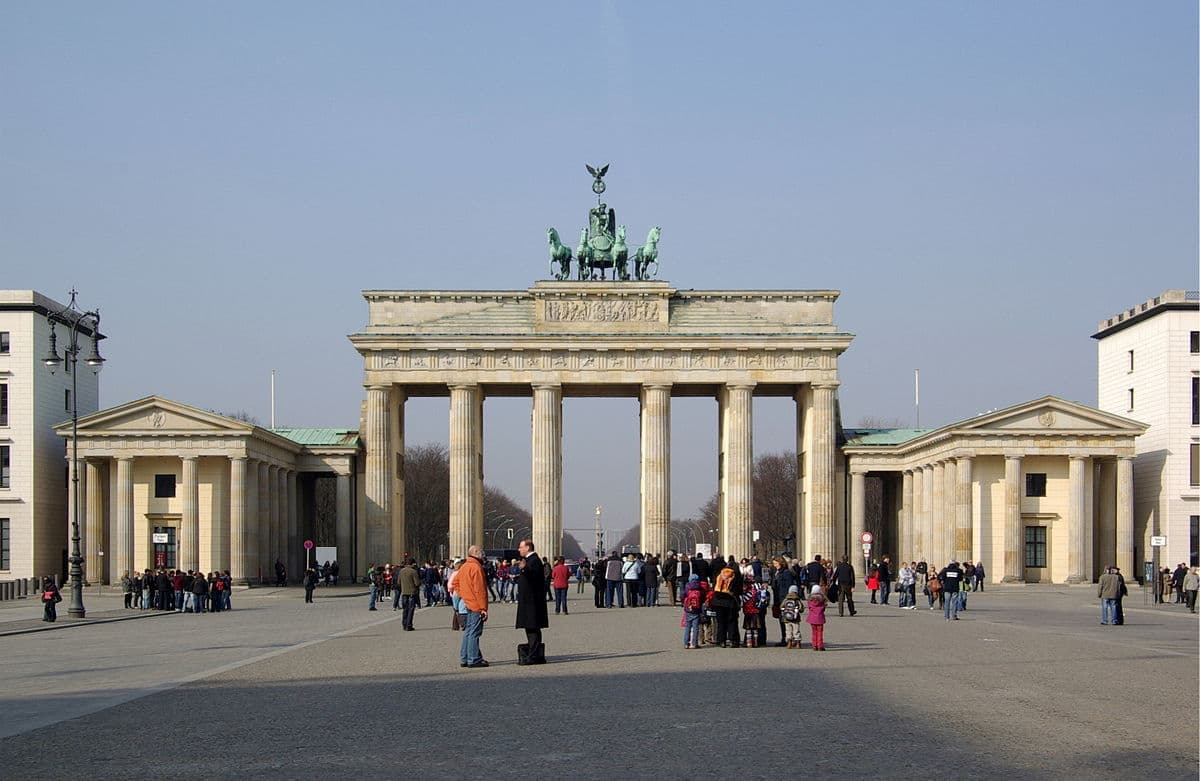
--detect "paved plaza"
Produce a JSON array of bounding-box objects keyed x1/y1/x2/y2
[{"x1": 0, "y1": 585, "x2": 1194, "y2": 778}]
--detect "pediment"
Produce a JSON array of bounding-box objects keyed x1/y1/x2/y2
[
  {"x1": 65, "y1": 396, "x2": 254, "y2": 435},
  {"x1": 955, "y1": 397, "x2": 1146, "y2": 434}
]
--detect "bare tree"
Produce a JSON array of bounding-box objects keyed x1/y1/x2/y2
[
  {"x1": 753, "y1": 451, "x2": 797, "y2": 555},
  {"x1": 404, "y1": 443, "x2": 450, "y2": 562},
  {"x1": 313, "y1": 476, "x2": 337, "y2": 545},
  {"x1": 216, "y1": 409, "x2": 260, "y2": 425},
  {"x1": 855, "y1": 415, "x2": 908, "y2": 429}
]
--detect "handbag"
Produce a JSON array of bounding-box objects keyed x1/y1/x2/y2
[
  {"x1": 771, "y1": 604, "x2": 781, "y2": 619},
  {"x1": 451, "y1": 611, "x2": 462, "y2": 630}
]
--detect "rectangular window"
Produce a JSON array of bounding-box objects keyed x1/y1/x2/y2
[
  {"x1": 1025, "y1": 473, "x2": 1047, "y2": 497},
  {"x1": 0, "y1": 446, "x2": 8, "y2": 489},
  {"x1": 0, "y1": 518, "x2": 8, "y2": 569},
  {"x1": 1128, "y1": 388, "x2": 1134, "y2": 411},
  {"x1": 1191, "y1": 331, "x2": 1199, "y2": 354},
  {"x1": 1191, "y1": 443, "x2": 1200, "y2": 487},
  {"x1": 154, "y1": 474, "x2": 177, "y2": 498},
  {"x1": 152, "y1": 526, "x2": 176, "y2": 569},
  {"x1": 0, "y1": 383, "x2": 6, "y2": 426},
  {"x1": 1193, "y1": 377, "x2": 1199, "y2": 426},
  {"x1": 1024, "y1": 526, "x2": 1047, "y2": 568},
  {"x1": 1191, "y1": 516, "x2": 1199, "y2": 567},
  {"x1": 0, "y1": 332, "x2": 8, "y2": 353},
  {"x1": 64, "y1": 388, "x2": 71, "y2": 412},
  {"x1": 1127, "y1": 350, "x2": 1134, "y2": 372}
]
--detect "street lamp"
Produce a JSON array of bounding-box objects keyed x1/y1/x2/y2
[{"x1": 43, "y1": 289, "x2": 105, "y2": 619}]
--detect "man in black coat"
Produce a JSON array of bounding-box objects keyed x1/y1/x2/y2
[
  {"x1": 516, "y1": 539, "x2": 549, "y2": 664},
  {"x1": 832, "y1": 556, "x2": 857, "y2": 617}
]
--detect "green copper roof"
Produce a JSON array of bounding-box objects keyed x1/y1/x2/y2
[
  {"x1": 271, "y1": 428, "x2": 360, "y2": 447},
  {"x1": 842, "y1": 428, "x2": 933, "y2": 446}
]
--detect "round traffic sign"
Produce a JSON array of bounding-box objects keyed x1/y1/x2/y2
[
  {"x1": 860, "y1": 531, "x2": 874, "y2": 544},
  {"x1": 303, "y1": 540, "x2": 314, "y2": 550}
]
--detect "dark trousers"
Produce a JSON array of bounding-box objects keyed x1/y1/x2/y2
[
  {"x1": 837, "y1": 586, "x2": 856, "y2": 616},
  {"x1": 593, "y1": 584, "x2": 604, "y2": 607},
  {"x1": 554, "y1": 587, "x2": 568, "y2": 614},
  {"x1": 625, "y1": 581, "x2": 639, "y2": 607},
  {"x1": 714, "y1": 606, "x2": 740, "y2": 646},
  {"x1": 43, "y1": 599, "x2": 57, "y2": 622},
  {"x1": 123, "y1": 593, "x2": 133, "y2": 609},
  {"x1": 666, "y1": 579, "x2": 677, "y2": 605},
  {"x1": 401, "y1": 594, "x2": 418, "y2": 629},
  {"x1": 525, "y1": 628, "x2": 543, "y2": 653},
  {"x1": 304, "y1": 587, "x2": 314, "y2": 603}
]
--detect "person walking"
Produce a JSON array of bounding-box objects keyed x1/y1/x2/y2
[
  {"x1": 806, "y1": 585, "x2": 828, "y2": 650},
  {"x1": 1098, "y1": 566, "x2": 1121, "y2": 625},
  {"x1": 398, "y1": 558, "x2": 420, "y2": 630},
  {"x1": 661, "y1": 552, "x2": 678, "y2": 606},
  {"x1": 604, "y1": 553, "x2": 624, "y2": 608},
  {"x1": 551, "y1": 556, "x2": 571, "y2": 615},
  {"x1": 877, "y1": 556, "x2": 893, "y2": 606},
  {"x1": 303, "y1": 567, "x2": 318, "y2": 603},
  {"x1": 191, "y1": 571, "x2": 209, "y2": 613},
  {"x1": 41, "y1": 577, "x2": 62, "y2": 622},
  {"x1": 458, "y1": 545, "x2": 490, "y2": 668},
  {"x1": 367, "y1": 565, "x2": 379, "y2": 611},
  {"x1": 939, "y1": 560, "x2": 965, "y2": 620},
  {"x1": 591, "y1": 559, "x2": 606, "y2": 608},
  {"x1": 832, "y1": 555, "x2": 857, "y2": 617},
  {"x1": 643, "y1": 555, "x2": 661, "y2": 607},
  {"x1": 973, "y1": 561, "x2": 986, "y2": 591},
  {"x1": 120, "y1": 570, "x2": 133, "y2": 609},
  {"x1": 1183, "y1": 567, "x2": 1199, "y2": 613},
  {"x1": 515, "y1": 539, "x2": 549, "y2": 664}
]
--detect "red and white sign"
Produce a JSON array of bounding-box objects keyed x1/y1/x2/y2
[
  {"x1": 859, "y1": 531, "x2": 874, "y2": 544},
  {"x1": 303, "y1": 539, "x2": 314, "y2": 550}
]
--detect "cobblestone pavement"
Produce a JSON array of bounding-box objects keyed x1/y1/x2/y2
[{"x1": 0, "y1": 586, "x2": 1194, "y2": 779}]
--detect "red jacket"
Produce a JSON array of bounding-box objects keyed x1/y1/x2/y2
[{"x1": 551, "y1": 563, "x2": 571, "y2": 589}]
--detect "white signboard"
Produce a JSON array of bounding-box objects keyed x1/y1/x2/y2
[
  {"x1": 861, "y1": 543, "x2": 872, "y2": 555},
  {"x1": 1150, "y1": 536, "x2": 1167, "y2": 547},
  {"x1": 151, "y1": 533, "x2": 169, "y2": 544},
  {"x1": 314, "y1": 546, "x2": 338, "y2": 565},
  {"x1": 694, "y1": 543, "x2": 712, "y2": 560}
]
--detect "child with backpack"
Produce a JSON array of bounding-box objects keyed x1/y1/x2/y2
[
  {"x1": 780, "y1": 585, "x2": 805, "y2": 648},
  {"x1": 680, "y1": 574, "x2": 709, "y2": 649},
  {"x1": 741, "y1": 577, "x2": 770, "y2": 648},
  {"x1": 806, "y1": 585, "x2": 828, "y2": 651}
]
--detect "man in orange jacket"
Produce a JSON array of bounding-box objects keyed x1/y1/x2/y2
[{"x1": 457, "y1": 545, "x2": 490, "y2": 668}]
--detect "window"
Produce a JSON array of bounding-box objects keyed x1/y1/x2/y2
[
  {"x1": 1191, "y1": 516, "x2": 1199, "y2": 567},
  {"x1": 1191, "y1": 443, "x2": 1199, "y2": 487},
  {"x1": 0, "y1": 383, "x2": 6, "y2": 426},
  {"x1": 0, "y1": 446, "x2": 8, "y2": 488},
  {"x1": 154, "y1": 474, "x2": 177, "y2": 498},
  {"x1": 0, "y1": 332, "x2": 8, "y2": 353},
  {"x1": 0, "y1": 518, "x2": 7, "y2": 570},
  {"x1": 1024, "y1": 526, "x2": 1047, "y2": 568},
  {"x1": 64, "y1": 389, "x2": 71, "y2": 412},
  {"x1": 1025, "y1": 473, "x2": 1047, "y2": 497},
  {"x1": 1193, "y1": 377, "x2": 1199, "y2": 425},
  {"x1": 1191, "y1": 331, "x2": 1199, "y2": 354},
  {"x1": 1128, "y1": 388, "x2": 1134, "y2": 411},
  {"x1": 1127, "y1": 350, "x2": 1134, "y2": 372},
  {"x1": 152, "y1": 526, "x2": 176, "y2": 569}
]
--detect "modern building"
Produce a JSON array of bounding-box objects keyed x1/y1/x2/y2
[
  {"x1": 0, "y1": 291, "x2": 101, "y2": 581},
  {"x1": 1093, "y1": 289, "x2": 1200, "y2": 570}
]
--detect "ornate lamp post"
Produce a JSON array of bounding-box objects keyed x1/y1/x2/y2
[{"x1": 43, "y1": 290, "x2": 105, "y2": 619}]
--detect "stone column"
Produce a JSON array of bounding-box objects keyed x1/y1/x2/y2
[
  {"x1": 911, "y1": 466, "x2": 924, "y2": 563},
  {"x1": 286, "y1": 469, "x2": 299, "y2": 577},
  {"x1": 532, "y1": 384, "x2": 563, "y2": 558},
  {"x1": 1116, "y1": 456, "x2": 1134, "y2": 576},
  {"x1": 793, "y1": 386, "x2": 806, "y2": 558},
  {"x1": 1066, "y1": 455, "x2": 1088, "y2": 583},
  {"x1": 954, "y1": 456, "x2": 973, "y2": 563},
  {"x1": 230, "y1": 457, "x2": 249, "y2": 583},
  {"x1": 809, "y1": 383, "x2": 837, "y2": 559},
  {"x1": 179, "y1": 456, "x2": 199, "y2": 573},
  {"x1": 257, "y1": 461, "x2": 270, "y2": 582},
  {"x1": 115, "y1": 457, "x2": 134, "y2": 580},
  {"x1": 391, "y1": 387, "x2": 407, "y2": 561},
  {"x1": 849, "y1": 470, "x2": 866, "y2": 568},
  {"x1": 1002, "y1": 455, "x2": 1024, "y2": 583},
  {"x1": 921, "y1": 466, "x2": 935, "y2": 564},
  {"x1": 720, "y1": 384, "x2": 754, "y2": 559},
  {"x1": 85, "y1": 460, "x2": 105, "y2": 583},
  {"x1": 640, "y1": 384, "x2": 671, "y2": 558},
  {"x1": 67, "y1": 455, "x2": 80, "y2": 577},
  {"x1": 336, "y1": 471, "x2": 352, "y2": 572},
  {"x1": 930, "y1": 461, "x2": 945, "y2": 566},
  {"x1": 364, "y1": 384, "x2": 392, "y2": 566},
  {"x1": 1096, "y1": 459, "x2": 1116, "y2": 571},
  {"x1": 449, "y1": 384, "x2": 482, "y2": 557},
  {"x1": 275, "y1": 467, "x2": 288, "y2": 580},
  {"x1": 901, "y1": 469, "x2": 914, "y2": 560}
]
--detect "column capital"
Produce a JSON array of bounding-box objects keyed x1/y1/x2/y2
[
  {"x1": 849, "y1": 467, "x2": 868, "y2": 477},
  {"x1": 1004, "y1": 453, "x2": 1024, "y2": 462},
  {"x1": 724, "y1": 382, "x2": 756, "y2": 391},
  {"x1": 532, "y1": 382, "x2": 562, "y2": 392},
  {"x1": 1117, "y1": 455, "x2": 1134, "y2": 463},
  {"x1": 1069, "y1": 454, "x2": 1089, "y2": 462},
  {"x1": 811, "y1": 381, "x2": 840, "y2": 390},
  {"x1": 230, "y1": 454, "x2": 247, "y2": 463},
  {"x1": 365, "y1": 383, "x2": 392, "y2": 392},
  {"x1": 181, "y1": 454, "x2": 199, "y2": 463},
  {"x1": 641, "y1": 382, "x2": 672, "y2": 391},
  {"x1": 116, "y1": 455, "x2": 134, "y2": 463},
  {"x1": 448, "y1": 382, "x2": 481, "y2": 393}
]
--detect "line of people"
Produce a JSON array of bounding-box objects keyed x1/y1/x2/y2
[{"x1": 118, "y1": 568, "x2": 233, "y2": 613}]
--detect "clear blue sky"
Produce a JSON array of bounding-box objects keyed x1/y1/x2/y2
[{"x1": 3, "y1": 3, "x2": 1196, "y2": 536}]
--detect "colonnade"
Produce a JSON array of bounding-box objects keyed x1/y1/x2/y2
[{"x1": 363, "y1": 380, "x2": 841, "y2": 564}]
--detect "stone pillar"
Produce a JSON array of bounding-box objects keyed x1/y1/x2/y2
[
  {"x1": 364, "y1": 384, "x2": 392, "y2": 566},
  {"x1": 230, "y1": 457, "x2": 249, "y2": 583},
  {"x1": 640, "y1": 384, "x2": 671, "y2": 558},
  {"x1": 1002, "y1": 455, "x2": 1024, "y2": 583},
  {"x1": 85, "y1": 460, "x2": 105, "y2": 583},
  {"x1": 286, "y1": 470, "x2": 299, "y2": 577},
  {"x1": 1096, "y1": 459, "x2": 1116, "y2": 572},
  {"x1": 793, "y1": 386, "x2": 806, "y2": 557},
  {"x1": 849, "y1": 470, "x2": 866, "y2": 568},
  {"x1": 930, "y1": 461, "x2": 945, "y2": 566},
  {"x1": 1066, "y1": 455, "x2": 1088, "y2": 584},
  {"x1": 179, "y1": 456, "x2": 199, "y2": 573},
  {"x1": 67, "y1": 455, "x2": 80, "y2": 577},
  {"x1": 532, "y1": 384, "x2": 563, "y2": 558},
  {"x1": 720, "y1": 384, "x2": 754, "y2": 559},
  {"x1": 921, "y1": 466, "x2": 934, "y2": 564},
  {"x1": 257, "y1": 461, "x2": 270, "y2": 582},
  {"x1": 115, "y1": 457, "x2": 134, "y2": 580},
  {"x1": 911, "y1": 466, "x2": 925, "y2": 563},
  {"x1": 954, "y1": 456, "x2": 973, "y2": 563},
  {"x1": 275, "y1": 467, "x2": 288, "y2": 580},
  {"x1": 809, "y1": 383, "x2": 837, "y2": 559},
  {"x1": 449, "y1": 384, "x2": 482, "y2": 558},
  {"x1": 1116, "y1": 456, "x2": 1134, "y2": 576},
  {"x1": 391, "y1": 387, "x2": 407, "y2": 561},
  {"x1": 336, "y1": 471, "x2": 352, "y2": 572},
  {"x1": 901, "y1": 469, "x2": 914, "y2": 560}
]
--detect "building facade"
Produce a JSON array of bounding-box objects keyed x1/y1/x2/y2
[
  {"x1": 0, "y1": 291, "x2": 100, "y2": 581},
  {"x1": 1093, "y1": 289, "x2": 1200, "y2": 569}
]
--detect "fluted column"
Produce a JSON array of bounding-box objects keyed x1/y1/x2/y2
[
  {"x1": 640, "y1": 384, "x2": 671, "y2": 558},
  {"x1": 1066, "y1": 455, "x2": 1088, "y2": 583},
  {"x1": 809, "y1": 382, "x2": 837, "y2": 559},
  {"x1": 449, "y1": 384, "x2": 482, "y2": 557},
  {"x1": 257, "y1": 461, "x2": 270, "y2": 581},
  {"x1": 391, "y1": 387, "x2": 407, "y2": 561},
  {"x1": 849, "y1": 470, "x2": 866, "y2": 568},
  {"x1": 1116, "y1": 456, "x2": 1134, "y2": 576},
  {"x1": 115, "y1": 457, "x2": 134, "y2": 579},
  {"x1": 930, "y1": 461, "x2": 946, "y2": 566},
  {"x1": 532, "y1": 384, "x2": 563, "y2": 558},
  {"x1": 230, "y1": 457, "x2": 249, "y2": 583},
  {"x1": 954, "y1": 456, "x2": 973, "y2": 563},
  {"x1": 901, "y1": 469, "x2": 914, "y2": 560},
  {"x1": 793, "y1": 387, "x2": 806, "y2": 556},
  {"x1": 1002, "y1": 455, "x2": 1024, "y2": 583},
  {"x1": 179, "y1": 456, "x2": 199, "y2": 573},
  {"x1": 719, "y1": 384, "x2": 754, "y2": 559},
  {"x1": 921, "y1": 466, "x2": 934, "y2": 564},
  {"x1": 275, "y1": 466, "x2": 288, "y2": 580},
  {"x1": 85, "y1": 460, "x2": 105, "y2": 583},
  {"x1": 1096, "y1": 459, "x2": 1116, "y2": 571},
  {"x1": 911, "y1": 466, "x2": 925, "y2": 563},
  {"x1": 336, "y1": 471, "x2": 352, "y2": 571},
  {"x1": 286, "y1": 469, "x2": 299, "y2": 577},
  {"x1": 364, "y1": 384, "x2": 392, "y2": 566}
]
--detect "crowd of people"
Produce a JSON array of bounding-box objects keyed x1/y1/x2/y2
[
  {"x1": 116, "y1": 569, "x2": 233, "y2": 613},
  {"x1": 1154, "y1": 563, "x2": 1199, "y2": 612}
]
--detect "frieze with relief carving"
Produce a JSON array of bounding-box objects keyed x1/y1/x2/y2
[
  {"x1": 372, "y1": 348, "x2": 833, "y2": 374},
  {"x1": 543, "y1": 299, "x2": 661, "y2": 322}
]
